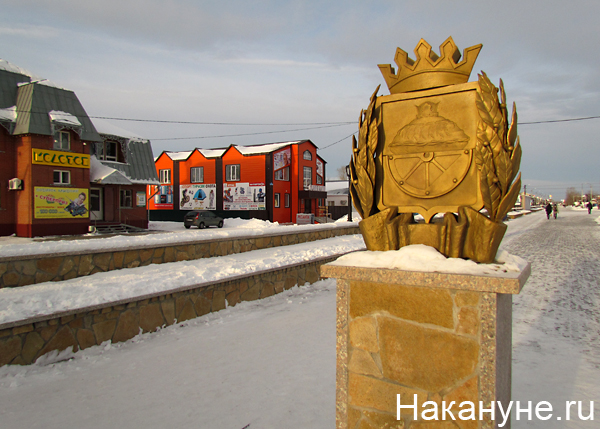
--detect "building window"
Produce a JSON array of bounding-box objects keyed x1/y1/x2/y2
[
  {"x1": 53, "y1": 131, "x2": 70, "y2": 150},
  {"x1": 226, "y1": 164, "x2": 240, "y2": 182},
  {"x1": 97, "y1": 141, "x2": 120, "y2": 161},
  {"x1": 191, "y1": 167, "x2": 204, "y2": 183},
  {"x1": 53, "y1": 170, "x2": 70, "y2": 185},
  {"x1": 316, "y1": 174, "x2": 323, "y2": 185},
  {"x1": 285, "y1": 193, "x2": 290, "y2": 208},
  {"x1": 327, "y1": 200, "x2": 335, "y2": 207},
  {"x1": 274, "y1": 167, "x2": 289, "y2": 181},
  {"x1": 159, "y1": 169, "x2": 171, "y2": 184},
  {"x1": 303, "y1": 150, "x2": 312, "y2": 160},
  {"x1": 303, "y1": 166, "x2": 312, "y2": 189},
  {"x1": 274, "y1": 193, "x2": 280, "y2": 208},
  {"x1": 120, "y1": 189, "x2": 132, "y2": 208}
]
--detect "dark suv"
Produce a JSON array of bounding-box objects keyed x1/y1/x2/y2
[{"x1": 184, "y1": 211, "x2": 224, "y2": 229}]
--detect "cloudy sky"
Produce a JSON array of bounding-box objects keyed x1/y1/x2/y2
[{"x1": 2, "y1": 0, "x2": 600, "y2": 200}]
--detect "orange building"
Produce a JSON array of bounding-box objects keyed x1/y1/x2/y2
[{"x1": 149, "y1": 140, "x2": 327, "y2": 224}]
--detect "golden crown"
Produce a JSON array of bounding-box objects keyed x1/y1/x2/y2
[{"x1": 378, "y1": 37, "x2": 482, "y2": 94}]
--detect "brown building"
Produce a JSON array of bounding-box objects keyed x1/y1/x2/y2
[{"x1": 0, "y1": 60, "x2": 158, "y2": 237}]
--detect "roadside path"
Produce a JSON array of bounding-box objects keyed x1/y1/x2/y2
[{"x1": 507, "y1": 207, "x2": 600, "y2": 427}]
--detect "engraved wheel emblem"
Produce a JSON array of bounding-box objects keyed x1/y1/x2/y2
[{"x1": 386, "y1": 149, "x2": 472, "y2": 198}]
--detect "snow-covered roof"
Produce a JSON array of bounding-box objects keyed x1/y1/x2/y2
[
  {"x1": 90, "y1": 155, "x2": 132, "y2": 185},
  {"x1": 167, "y1": 151, "x2": 193, "y2": 161},
  {"x1": 0, "y1": 106, "x2": 16, "y2": 122},
  {"x1": 235, "y1": 141, "x2": 300, "y2": 155},
  {"x1": 198, "y1": 148, "x2": 226, "y2": 158},
  {"x1": 49, "y1": 110, "x2": 82, "y2": 127},
  {"x1": 0, "y1": 58, "x2": 64, "y2": 89},
  {"x1": 326, "y1": 180, "x2": 349, "y2": 192},
  {"x1": 92, "y1": 118, "x2": 148, "y2": 143}
]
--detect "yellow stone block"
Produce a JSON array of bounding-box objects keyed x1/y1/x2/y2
[
  {"x1": 348, "y1": 372, "x2": 426, "y2": 415},
  {"x1": 378, "y1": 317, "x2": 479, "y2": 392},
  {"x1": 362, "y1": 410, "x2": 405, "y2": 428},
  {"x1": 350, "y1": 281, "x2": 453, "y2": 329},
  {"x1": 349, "y1": 348, "x2": 382, "y2": 378},
  {"x1": 349, "y1": 317, "x2": 379, "y2": 353},
  {"x1": 456, "y1": 307, "x2": 479, "y2": 336},
  {"x1": 454, "y1": 291, "x2": 480, "y2": 307},
  {"x1": 443, "y1": 377, "x2": 479, "y2": 429}
]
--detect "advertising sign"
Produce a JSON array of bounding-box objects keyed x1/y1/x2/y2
[
  {"x1": 34, "y1": 187, "x2": 89, "y2": 218},
  {"x1": 316, "y1": 159, "x2": 324, "y2": 177},
  {"x1": 180, "y1": 184, "x2": 217, "y2": 210},
  {"x1": 136, "y1": 192, "x2": 146, "y2": 207},
  {"x1": 32, "y1": 149, "x2": 90, "y2": 169},
  {"x1": 149, "y1": 185, "x2": 173, "y2": 209},
  {"x1": 296, "y1": 213, "x2": 314, "y2": 224},
  {"x1": 274, "y1": 147, "x2": 291, "y2": 171},
  {"x1": 223, "y1": 182, "x2": 266, "y2": 210}
]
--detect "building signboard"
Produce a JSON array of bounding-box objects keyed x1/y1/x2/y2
[
  {"x1": 149, "y1": 185, "x2": 173, "y2": 209},
  {"x1": 180, "y1": 184, "x2": 217, "y2": 210},
  {"x1": 274, "y1": 147, "x2": 291, "y2": 171},
  {"x1": 32, "y1": 149, "x2": 90, "y2": 169},
  {"x1": 34, "y1": 187, "x2": 89, "y2": 219},
  {"x1": 223, "y1": 182, "x2": 266, "y2": 210}
]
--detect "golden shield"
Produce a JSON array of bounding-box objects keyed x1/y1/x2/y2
[{"x1": 377, "y1": 82, "x2": 483, "y2": 222}]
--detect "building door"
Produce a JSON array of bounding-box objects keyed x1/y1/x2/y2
[
  {"x1": 304, "y1": 198, "x2": 312, "y2": 214},
  {"x1": 90, "y1": 188, "x2": 103, "y2": 221}
]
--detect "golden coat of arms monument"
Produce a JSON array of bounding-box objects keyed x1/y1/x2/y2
[{"x1": 350, "y1": 37, "x2": 522, "y2": 263}]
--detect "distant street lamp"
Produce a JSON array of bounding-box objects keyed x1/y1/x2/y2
[{"x1": 346, "y1": 164, "x2": 352, "y2": 222}]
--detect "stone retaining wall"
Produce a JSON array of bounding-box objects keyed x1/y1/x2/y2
[
  {"x1": 0, "y1": 256, "x2": 336, "y2": 367},
  {"x1": 0, "y1": 225, "x2": 359, "y2": 289}
]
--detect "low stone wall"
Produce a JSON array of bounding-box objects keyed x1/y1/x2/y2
[
  {"x1": 0, "y1": 225, "x2": 359, "y2": 288},
  {"x1": 0, "y1": 256, "x2": 335, "y2": 367}
]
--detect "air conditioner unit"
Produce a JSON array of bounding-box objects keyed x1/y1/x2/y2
[{"x1": 8, "y1": 178, "x2": 22, "y2": 190}]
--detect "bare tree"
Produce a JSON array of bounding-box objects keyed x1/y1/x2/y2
[
  {"x1": 336, "y1": 166, "x2": 347, "y2": 180},
  {"x1": 565, "y1": 187, "x2": 579, "y2": 205}
]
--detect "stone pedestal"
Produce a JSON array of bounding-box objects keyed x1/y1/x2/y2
[{"x1": 321, "y1": 262, "x2": 530, "y2": 429}]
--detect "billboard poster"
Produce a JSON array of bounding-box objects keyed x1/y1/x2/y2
[
  {"x1": 34, "y1": 187, "x2": 89, "y2": 219},
  {"x1": 316, "y1": 159, "x2": 324, "y2": 177},
  {"x1": 274, "y1": 147, "x2": 291, "y2": 171},
  {"x1": 223, "y1": 182, "x2": 266, "y2": 210},
  {"x1": 180, "y1": 184, "x2": 217, "y2": 210},
  {"x1": 149, "y1": 185, "x2": 173, "y2": 209}
]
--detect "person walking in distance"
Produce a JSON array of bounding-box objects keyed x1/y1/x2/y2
[
  {"x1": 545, "y1": 202, "x2": 552, "y2": 219},
  {"x1": 553, "y1": 202, "x2": 558, "y2": 219},
  {"x1": 587, "y1": 201, "x2": 593, "y2": 214}
]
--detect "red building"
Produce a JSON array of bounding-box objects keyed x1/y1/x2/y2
[{"x1": 149, "y1": 140, "x2": 327, "y2": 224}]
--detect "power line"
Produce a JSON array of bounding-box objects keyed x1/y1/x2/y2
[
  {"x1": 91, "y1": 115, "x2": 355, "y2": 127},
  {"x1": 519, "y1": 115, "x2": 600, "y2": 125},
  {"x1": 151, "y1": 123, "x2": 352, "y2": 141},
  {"x1": 321, "y1": 131, "x2": 358, "y2": 149}
]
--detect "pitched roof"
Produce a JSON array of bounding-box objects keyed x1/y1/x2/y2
[
  {"x1": 166, "y1": 151, "x2": 192, "y2": 161},
  {"x1": 12, "y1": 82, "x2": 102, "y2": 142},
  {"x1": 90, "y1": 119, "x2": 159, "y2": 185}
]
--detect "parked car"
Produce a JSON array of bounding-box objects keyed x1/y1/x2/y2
[{"x1": 184, "y1": 211, "x2": 224, "y2": 229}]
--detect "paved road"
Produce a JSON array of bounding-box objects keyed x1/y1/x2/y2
[{"x1": 506, "y1": 207, "x2": 600, "y2": 427}]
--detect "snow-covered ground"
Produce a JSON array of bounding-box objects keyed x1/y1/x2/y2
[
  {"x1": 0, "y1": 207, "x2": 599, "y2": 428},
  {"x1": 0, "y1": 217, "x2": 360, "y2": 258}
]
